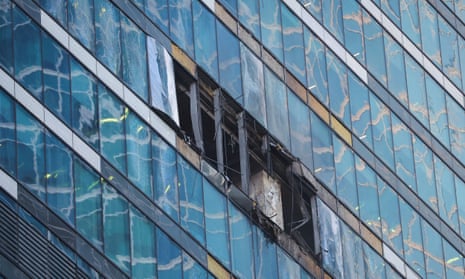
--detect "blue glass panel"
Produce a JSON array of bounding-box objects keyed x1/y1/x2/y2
[
  {"x1": 203, "y1": 178, "x2": 230, "y2": 268},
  {"x1": 253, "y1": 226, "x2": 278, "y2": 279},
  {"x1": 399, "y1": 199, "x2": 425, "y2": 278},
  {"x1": 322, "y1": 0, "x2": 343, "y2": 42},
  {"x1": 131, "y1": 0, "x2": 144, "y2": 9},
  {"x1": 98, "y1": 83, "x2": 126, "y2": 173},
  {"x1": 400, "y1": 0, "x2": 420, "y2": 47},
  {"x1": 443, "y1": 238, "x2": 464, "y2": 279},
  {"x1": 434, "y1": 156, "x2": 459, "y2": 231},
  {"x1": 425, "y1": 76, "x2": 449, "y2": 148},
  {"x1": 333, "y1": 135, "x2": 357, "y2": 213},
  {"x1": 40, "y1": 0, "x2": 67, "y2": 26},
  {"x1": 348, "y1": 73, "x2": 373, "y2": 149},
  {"x1": 240, "y1": 43, "x2": 266, "y2": 127},
  {"x1": 446, "y1": 94, "x2": 465, "y2": 166},
  {"x1": 299, "y1": 0, "x2": 322, "y2": 23},
  {"x1": 74, "y1": 158, "x2": 102, "y2": 249},
  {"x1": 157, "y1": 229, "x2": 182, "y2": 278},
  {"x1": 130, "y1": 206, "x2": 156, "y2": 278},
  {"x1": 341, "y1": 222, "x2": 365, "y2": 279},
  {"x1": 46, "y1": 131, "x2": 74, "y2": 225},
  {"x1": 68, "y1": 0, "x2": 95, "y2": 52},
  {"x1": 193, "y1": 0, "x2": 218, "y2": 81},
  {"x1": 14, "y1": 7, "x2": 42, "y2": 99},
  {"x1": 381, "y1": 0, "x2": 400, "y2": 25},
  {"x1": 363, "y1": 242, "x2": 386, "y2": 279},
  {"x1": 121, "y1": 15, "x2": 148, "y2": 100},
  {"x1": 288, "y1": 92, "x2": 312, "y2": 169},
  {"x1": 304, "y1": 28, "x2": 328, "y2": 105},
  {"x1": 363, "y1": 11, "x2": 387, "y2": 86},
  {"x1": 456, "y1": 176, "x2": 465, "y2": 240},
  {"x1": 264, "y1": 68, "x2": 290, "y2": 147},
  {"x1": 422, "y1": 221, "x2": 445, "y2": 279},
  {"x1": 378, "y1": 180, "x2": 403, "y2": 257},
  {"x1": 70, "y1": 58, "x2": 99, "y2": 149},
  {"x1": 95, "y1": 0, "x2": 121, "y2": 77},
  {"x1": 277, "y1": 248, "x2": 301, "y2": 279},
  {"x1": 145, "y1": 0, "x2": 169, "y2": 34},
  {"x1": 103, "y1": 184, "x2": 130, "y2": 273},
  {"x1": 342, "y1": 0, "x2": 365, "y2": 65},
  {"x1": 42, "y1": 32, "x2": 71, "y2": 125},
  {"x1": 238, "y1": 0, "x2": 260, "y2": 39},
  {"x1": 391, "y1": 114, "x2": 416, "y2": 190},
  {"x1": 169, "y1": 0, "x2": 194, "y2": 57},
  {"x1": 355, "y1": 156, "x2": 380, "y2": 236},
  {"x1": 229, "y1": 203, "x2": 253, "y2": 279},
  {"x1": 16, "y1": 105, "x2": 46, "y2": 200},
  {"x1": 217, "y1": 21, "x2": 242, "y2": 103},
  {"x1": 281, "y1": 4, "x2": 306, "y2": 84},
  {"x1": 219, "y1": 0, "x2": 236, "y2": 15},
  {"x1": 126, "y1": 112, "x2": 151, "y2": 196},
  {"x1": 0, "y1": 90, "x2": 16, "y2": 176},
  {"x1": 405, "y1": 55, "x2": 429, "y2": 128},
  {"x1": 311, "y1": 112, "x2": 335, "y2": 192},
  {"x1": 183, "y1": 251, "x2": 208, "y2": 279},
  {"x1": 413, "y1": 135, "x2": 437, "y2": 212},
  {"x1": 438, "y1": 17, "x2": 461, "y2": 88},
  {"x1": 384, "y1": 34, "x2": 408, "y2": 107},
  {"x1": 260, "y1": 0, "x2": 283, "y2": 61},
  {"x1": 419, "y1": 0, "x2": 441, "y2": 67},
  {"x1": 178, "y1": 155, "x2": 205, "y2": 244},
  {"x1": 326, "y1": 51, "x2": 350, "y2": 126},
  {"x1": 152, "y1": 132, "x2": 179, "y2": 221},
  {"x1": 0, "y1": 0, "x2": 13, "y2": 74},
  {"x1": 370, "y1": 94, "x2": 394, "y2": 169}
]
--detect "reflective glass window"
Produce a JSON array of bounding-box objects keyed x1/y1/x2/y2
[
  {"x1": 370, "y1": 94, "x2": 394, "y2": 169},
  {"x1": 311, "y1": 112, "x2": 335, "y2": 192},
  {"x1": 169, "y1": 0, "x2": 194, "y2": 57},
  {"x1": 217, "y1": 21, "x2": 243, "y2": 103},
  {"x1": 99, "y1": 83, "x2": 126, "y2": 173},
  {"x1": 348, "y1": 73, "x2": 373, "y2": 149},
  {"x1": 240, "y1": 43, "x2": 266, "y2": 128},
  {"x1": 422, "y1": 221, "x2": 445, "y2": 279},
  {"x1": 183, "y1": 251, "x2": 208, "y2": 279},
  {"x1": 70, "y1": 58, "x2": 99, "y2": 149},
  {"x1": 419, "y1": 0, "x2": 441, "y2": 67},
  {"x1": 341, "y1": 222, "x2": 365, "y2": 279},
  {"x1": 68, "y1": 0, "x2": 95, "y2": 52},
  {"x1": 260, "y1": 0, "x2": 283, "y2": 61},
  {"x1": 178, "y1": 155, "x2": 205, "y2": 244},
  {"x1": 16, "y1": 105, "x2": 46, "y2": 200},
  {"x1": 253, "y1": 226, "x2": 278, "y2": 279},
  {"x1": 145, "y1": 0, "x2": 169, "y2": 34},
  {"x1": 378, "y1": 180, "x2": 403, "y2": 256},
  {"x1": 203, "y1": 178, "x2": 230, "y2": 268},
  {"x1": 413, "y1": 135, "x2": 438, "y2": 212},
  {"x1": 322, "y1": 0, "x2": 343, "y2": 42},
  {"x1": 425, "y1": 76, "x2": 450, "y2": 148},
  {"x1": 342, "y1": 0, "x2": 365, "y2": 65},
  {"x1": 333, "y1": 135, "x2": 357, "y2": 213},
  {"x1": 438, "y1": 16, "x2": 461, "y2": 88},
  {"x1": 265, "y1": 68, "x2": 290, "y2": 147},
  {"x1": 238, "y1": 0, "x2": 260, "y2": 39},
  {"x1": 299, "y1": 0, "x2": 322, "y2": 23},
  {"x1": 126, "y1": 112, "x2": 152, "y2": 196},
  {"x1": 219, "y1": 0, "x2": 237, "y2": 15},
  {"x1": 42, "y1": 32, "x2": 71, "y2": 125},
  {"x1": 363, "y1": 11, "x2": 387, "y2": 86},
  {"x1": 446, "y1": 95, "x2": 465, "y2": 166},
  {"x1": 363, "y1": 242, "x2": 386, "y2": 279},
  {"x1": 434, "y1": 156, "x2": 459, "y2": 231},
  {"x1": 0, "y1": 89, "x2": 16, "y2": 176},
  {"x1": 400, "y1": 0, "x2": 420, "y2": 47},
  {"x1": 121, "y1": 15, "x2": 148, "y2": 100},
  {"x1": 74, "y1": 158, "x2": 102, "y2": 249},
  {"x1": 381, "y1": 0, "x2": 400, "y2": 25},
  {"x1": 229, "y1": 203, "x2": 254, "y2": 279},
  {"x1": 131, "y1": 0, "x2": 144, "y2": 9},
  {"x1": 405, "y1": 55, "x2": 429, "y2": 128},
  {"x1": 277, "y1": 247, "x2": 301, "y2": 279},
  {"x1": 95, "y1": 0, "x2": 121, "y2": 77},
  {"x1": 384, "y1": 34, "x2": 408, "y2": 107},
  {"x1": 281, "y1": 4, "x2": 306, "y2": 84},
  {"x1": 14, "y1": 7, "x2": 42, "y2": 99},
  {"x1": 288, "y1": 92, "x2": 312, "y2": 169},
  {"x1": 443, "y1": 237, "x2": 464, "y2": 279},
  {"x1": 0, "y1": 0, "x2": 13, "y2": 74},
  {"x1": 157, "y1": 229, "x2": 182, "y2": 278},
  {"x1": 304, "y1": 28, "x2": 328, "y2": 105},
  {"x1": 456, "y1": 176, "x2": 465, "y2": 240},
  {"x1": 46, "y1": 131, "x2": 74, "y2": 225},
  {"x1": 391, "y1": 114, "x2": 416, "y2": 190},
  {"x1": 193, "y1": 0, "x2": 218, "y2": 81},
  {"x1": 327, "y1": 51, "x2": 350, "y2": 126},
  {"x1": 130, "y1": 206, "x2": 156, "y2": 278},
  {"x1": 355, "y1": 156, "x2": 380, "y2": 236},
  {"x1": 40, "y1": 0, "x2": 67, "y2": 26},
  {"x1": 103, "y1": 184, "x2": 130, "y2": 273}
]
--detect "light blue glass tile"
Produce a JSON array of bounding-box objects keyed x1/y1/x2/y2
[
  {"x1": 425, "y1": 76, "x2": 450, "y2": 148},
  {"x1": 384, "y1": 34, "x2": 408, "y2": 107},
  {"x1": 169, "y1": 0, "x2": 194, "y2": 57},
  {"x1": 277, "y1": 247, "x2": 301, "y2": 279},
  {"x1": 0, "y1": 89, "x2": 16, "y2": 176},
  {"x1": 363, "y1": 10, "x2": 387, "y2": 86},
  {"x1": 434, "y1": 156, "x2": 459, "y2": 232},
  {"x1": 229, "y1": 203, "x2": 254, "y2": 279},
  {"x1": 157, "y1": 228, "x2": 182, "y2": 278},
  {"x1": 288, "y1": 92, "x2": 312, "y2": 169},
  {"x1": 391, "y1": 114, "x2": 416, "y2": 190},
  {"x1": 183, "y1": 251, "x2": 208, "y2": 279},
  {"x1": 422, "y1": 221, "x2": 445, "y2": 279},
  {"x1": 400, "y1": 0, "x2": 421, "y2": 47},
  {"x1": 0, "y1": 0, "x2": 13, "y2": 74},
  {"x1": 322, "y1": 0, "x2": 343, "y2": 42},
  {"x1": 146, "y1": 0, "x2": 169, "y2": 34},
  {"x1": 370, "y1": 94, "x2": 394, "y2": 170},
  {"x1": 304, "y1": 28, "x2": 328, "y2": 105},
  {"x1": 130, "y1": 206, "x2": 157, "y2": 278},
  {"x1": 438, "y1": 16, "x2": 461, "y2": 89},
  {"x1": 413, "y1": 135, "x2": 438, "y2": 212},
  {"x1": 326, "y1": 51, "x2": 350, "y2": 127},
  {"x1": 68, "y1": 0, "x2": 95, "y2": 52},
  {"x1": 40, "y1": 0, "x2": 67, "y2": 26},
  {"x1": 342, "y1": 0, "x2": 365, "y2": 65},
  {"x1": 333, "y1": 135, "x2": 358, "y2": 213},
  {"x1": 311, "y1": 112, "x2": 335, "y2": 192},
  {"x1": 419, "y1": 0, "x2": 441, "y2": 67},
  {"x1": 378, "y1": 180, "x2": 403, "y2": 257},
  {"x1": 260, "y1": 0, "x2": 283, "y2": 62},
  {"x1": 238, "y1": 0, "x2": 260, "y2": 39},
  {"x1": 253, "y1": 226, "x2": 278, "y2": 279},
  {"x1": 348, "y1": 72, "x2": 373, "y2": 149}
]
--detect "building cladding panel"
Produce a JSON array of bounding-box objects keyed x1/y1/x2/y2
[{"x1": 0, "y1": 0, "x2": 465, "y2": 278}]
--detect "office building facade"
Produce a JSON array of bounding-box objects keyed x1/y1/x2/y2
[{"x1": 0, "y1": 0, "x2": 465, "y2": 278}]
